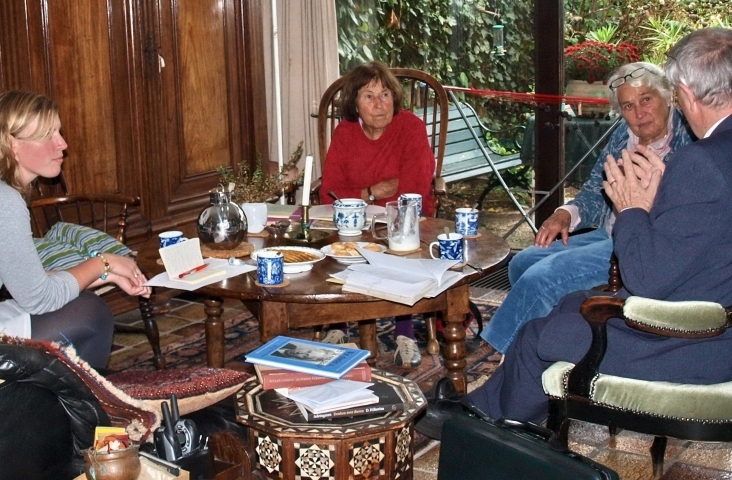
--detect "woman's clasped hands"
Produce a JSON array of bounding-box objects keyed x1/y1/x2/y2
[{"x1": 603, "y1": 144, "x2": 665, "y2": 213}]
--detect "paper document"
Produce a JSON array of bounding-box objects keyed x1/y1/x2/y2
[{"x1": 281, "y1": 379, "x2": 378, "y2": 414}]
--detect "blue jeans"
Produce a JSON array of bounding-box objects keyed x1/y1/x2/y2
[{"x1": 480, "y1": 228, "x2": 613, "y2": 354}]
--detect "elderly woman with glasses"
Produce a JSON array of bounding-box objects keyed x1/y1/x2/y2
[{"x1": 479, "y1": 61, "x2": 694, "y2": 356}]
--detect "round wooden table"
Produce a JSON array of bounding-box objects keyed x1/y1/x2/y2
[{"x1": 137, "y1": 216, "x2": 510, "y2": 393}]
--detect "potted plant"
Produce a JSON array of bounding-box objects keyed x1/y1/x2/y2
[
  {"x1": 564, "y1": 40, "x2": 640, "y2": 115},
  {"x1": 217, "y1": 141, "x2": 304, "y2": 233}
]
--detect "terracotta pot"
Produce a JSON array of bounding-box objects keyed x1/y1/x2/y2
[
  {"x1": 565, "y1": 79, "x2": 611, "y2": 116},
  {"x1": 83, "y1": 446, "x2": 141, "y2": 480}
]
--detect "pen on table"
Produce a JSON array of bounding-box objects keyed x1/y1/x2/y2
[{"x1": 178, "y1": 263, "x2": 208, "y2": 279}]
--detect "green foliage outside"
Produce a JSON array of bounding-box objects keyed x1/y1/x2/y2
[{"x1": 334, "y1": 0, "x2": 731, "y2": 160}]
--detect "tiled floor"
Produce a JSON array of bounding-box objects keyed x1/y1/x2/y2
[{"x1": 113, "y1": 296, "x2": 732, "y2": 480}]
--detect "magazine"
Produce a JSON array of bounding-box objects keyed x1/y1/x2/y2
[{"x1": 245, "y1": 335, "x2": 371, "y2": 379}]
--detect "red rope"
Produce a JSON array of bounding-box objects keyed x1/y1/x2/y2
[{"x1": 444, "y1": 85, "x2": 610, "y2": 105}]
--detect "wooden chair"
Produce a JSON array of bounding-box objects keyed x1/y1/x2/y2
[
  {"x1": 543, "y1": 287, "x2": 732, "y2": 478},
  {"x1": 29, "y1": 189, "x2": 165, "y2": 369},
  {"x1": 314, "y1": 67, "x2": 449, "y2": 213},
  {"x1": 313, "y1": 68, "x2": 451, "y2": 355}
]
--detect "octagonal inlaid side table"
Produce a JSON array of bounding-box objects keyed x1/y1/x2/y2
[{"x1": 235, "y1": 369, "x2": 427, "y2": 480}]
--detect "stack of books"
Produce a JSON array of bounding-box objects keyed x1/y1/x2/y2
[{"x1": 245, "y1": 335, "x2": 405, "y2": 421}]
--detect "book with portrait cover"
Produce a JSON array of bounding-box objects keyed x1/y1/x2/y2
[
  {"x1": 245, "y1": 335, "x2": 371, "y2": 379},
  {"x1": 295, "y1": 380, "x2": 406, "y2": 421},
  {"x1": 254, "y1": 361, "x2": 372, "y2": 390}
]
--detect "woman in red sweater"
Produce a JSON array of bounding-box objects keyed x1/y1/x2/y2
[{"x1": 319, "y1": 61, "x2": 436, "y2": 367}]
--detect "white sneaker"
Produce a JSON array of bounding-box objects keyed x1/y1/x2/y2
[
  {"x1": 322, "y1": 329, "x2": 348, "y2": 344},
  {"x1": 394, "y1": 335, "x2": 422, "y2": 367}
]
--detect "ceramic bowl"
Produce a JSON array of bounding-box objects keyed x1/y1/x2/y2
[
  {"x1": 83, "y1": 446, "x2": 141, "y2": 480},
  {"x1": 333, "y1": 199, "x2": 367, "y2": 236}
]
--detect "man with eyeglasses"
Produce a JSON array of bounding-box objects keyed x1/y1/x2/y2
[
  {"x1": 418, "y1": 27, "x2": 732, "y2": 433},
  {"x1": 479, "y1": 60, "x2": 693, "y2": 359}
]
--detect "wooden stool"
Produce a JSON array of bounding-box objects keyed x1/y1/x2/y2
[{"x1": 236, "y1": 369, "x2": 427, "y2": 480}]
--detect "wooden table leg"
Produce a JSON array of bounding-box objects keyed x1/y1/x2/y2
[
  {"x1": 358, "y1": 319, "x2": 378, "y2": 364},
  {"x1": 138, "y1": 295, "x2": 165, "y2": 369},
  {"x1": 204, "y1": 296, "x2": 225, "y2": 367},
  {"x1": 259, "y1": 301, "x2": 289, "y2": 342},
  {"x1": 442, "y1": 285, "x2": 469, "y2": 394}
]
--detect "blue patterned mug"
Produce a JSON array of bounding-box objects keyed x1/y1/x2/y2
[
  {"x1": 399, "y1": 193, "x2": 422, "y2": 218},
  {"x1": 429, "y1": 233, "x2": 468, "y2": 267},
  {"x1": 333, "y1": 199, "x2": 368, "y2": 236},
  {"x1": 158, "y1": 231, "x2": 186, "y2": 248},
  {"x1": 455, "y1": 208, "x2": 479, "y2": 237},
  {"x1": 257, "y1": 250, "x2": 284, "y2": 285}
]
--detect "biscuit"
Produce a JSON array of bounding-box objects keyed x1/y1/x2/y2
[
  {"x1": 331, "y1": 242, "x2": 381, "y2": 256},
  {"x1": 277, "y1": 249, "x2": 319, "y2": 263}
]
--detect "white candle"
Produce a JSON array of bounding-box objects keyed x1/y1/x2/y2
[{"x1": 302, "y1": 155, "x2": 313, "y2": 206}]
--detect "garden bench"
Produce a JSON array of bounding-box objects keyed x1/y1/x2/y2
[{"x1": 435, "y1": 101, "x2": 526, "y2": 184}]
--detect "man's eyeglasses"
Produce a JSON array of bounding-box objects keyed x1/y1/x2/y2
[{"x1": 609, "y1": 67, "x2": 653, "y2": 91}]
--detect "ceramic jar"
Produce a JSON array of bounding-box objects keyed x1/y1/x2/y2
[{"x1": 197, "y1": 186, "x2": 247, "y2": 250}]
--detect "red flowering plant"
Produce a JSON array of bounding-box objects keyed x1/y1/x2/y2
[{"x1": 564, "y1": 41, "x2": 641, "y2": 84}]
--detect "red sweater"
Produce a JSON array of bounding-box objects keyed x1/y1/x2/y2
[{"x1": 320, "y1": 110, "x2": 435, "y2": 216}]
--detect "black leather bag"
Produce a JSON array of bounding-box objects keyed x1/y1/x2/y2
[{"x1": 438, "y1": 409, "x2": 619, "y2": 480}]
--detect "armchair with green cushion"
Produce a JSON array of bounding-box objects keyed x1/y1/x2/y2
[{"x1": 543, "y1": 294, "x2": 732, "y2": 479}]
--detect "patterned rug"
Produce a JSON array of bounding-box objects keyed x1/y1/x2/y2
[{"x1": 107, "y1": 291, "x2": 504, "y2": 396}]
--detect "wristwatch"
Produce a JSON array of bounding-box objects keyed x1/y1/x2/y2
[{"x1": 367, "y1": 186, "x2": 376, "y2": 203}]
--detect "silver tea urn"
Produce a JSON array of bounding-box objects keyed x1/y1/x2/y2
[{"x1": 197, "y1": 185, "x2": 248, "y2": 250}]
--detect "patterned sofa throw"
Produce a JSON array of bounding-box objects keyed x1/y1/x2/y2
[{"x1": 34, "y1": 222, "x2": 133, "y2": 270}]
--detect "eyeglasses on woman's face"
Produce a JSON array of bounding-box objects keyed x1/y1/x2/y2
[{"x1": 609, "y1": 67, "x2": 653, "y2": 91}]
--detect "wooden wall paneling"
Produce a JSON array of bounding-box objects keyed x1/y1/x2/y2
[
  {"x1": 144, "y1": 0, "x2": 269, "y2": 230},
  {"x1": 0, "y1": 1, "x2": 52, "y2": 99},
  {"x1": 47, "y1": 1, "x2": 118, "y2": 195},
  {"x1": 238, "y1": 0, "x2": 270, "y2": 166}
]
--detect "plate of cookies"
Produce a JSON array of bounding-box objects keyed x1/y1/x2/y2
[
  {"x1": 250, "y1": 246, "x2": 326, "y2": 273},
  {"x1": 321, "y1": 241, "x2": 387, "y2": 265}
]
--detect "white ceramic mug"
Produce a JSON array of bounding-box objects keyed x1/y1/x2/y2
[
  {"x1": 158, "y1": 231, "x2": 186, "y2": 248},
  {"x1": 241, "y1": 202, "x2": 268, "y2": 234}
]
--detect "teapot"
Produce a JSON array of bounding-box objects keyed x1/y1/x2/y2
[{"x1": 197, "y1": 185, "x2": 248, "y2": 250}]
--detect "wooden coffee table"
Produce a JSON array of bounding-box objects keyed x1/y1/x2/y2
[
  {"x1": 136, "y1": 217, "x2": 510, "y2": 393},
  {"x1": 235, "y1": 369, "x2": 427, "y2": 480}
]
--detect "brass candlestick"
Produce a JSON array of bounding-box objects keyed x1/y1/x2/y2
[{"x1": 301, "y1": 205, "x2": 311, "y2": 240}]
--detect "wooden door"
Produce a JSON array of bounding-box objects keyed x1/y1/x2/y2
[{"x1": 0, "y1": 0, "x2": 268, "y2": 245}]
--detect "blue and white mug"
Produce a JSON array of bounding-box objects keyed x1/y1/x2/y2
[
  {"x1": 257, "y1": 250, "x2": 284, "y2": 285},
  {"x1": 333, "y1": 198, "x2": 367, "y2": 236},
  {"x1": 429, "y1": 233, "x2": 468, "y2": 267},
  {"x1": 399, "y1": 193, "x2": 422, "y2": 218},
  {"x1": 455, "y1": 208, "x2": 479, "y2": 237},
  {"x1": 159, "y1": 230, "x2": 186, "y2": 248}
]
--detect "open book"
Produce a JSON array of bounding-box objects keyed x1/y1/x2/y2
[
  {"x1": 329, "y1": 247, "x2": 469, "y2": 306},
  {"x1": 158, "y1": 238, "x2": 226, "y2": 285}
]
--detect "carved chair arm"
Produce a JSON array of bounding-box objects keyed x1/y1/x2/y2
[{"x1": 567, "y1": 296, "x2": 625, "y2": 397}]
